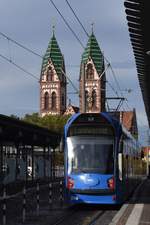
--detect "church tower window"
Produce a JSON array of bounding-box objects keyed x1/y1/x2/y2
[
  {"x1": 47, "y1": 66, "x2": 54, "y2": 81},
  {"x1": 86, "y1": 63, "x2": 94, "y2": 80},
  {"x1": 62, "y1": 94, "x2": 65, "y2": 106},
  {"x1": 92, "y1": 90, "x2": 97, "y2": 108},
  {"x1": 85, "y1": 90, "x2": 89, "y2": 111},
  {"x1": 44, "y1": 92, "x2": 49, "y2": 110},
  {"x1": 51, "y1": 92, "x2": 57, "y2": 109}
]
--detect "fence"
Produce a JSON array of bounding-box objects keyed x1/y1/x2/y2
[{"x1": 0, "y1": 179, "x2": 65, "y2": 225}]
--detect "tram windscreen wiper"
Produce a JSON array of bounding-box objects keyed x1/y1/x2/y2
[
  {"x1": 72, "y1": 168, "x2": 88, "y2": 173},
  {"x1": 78, "y1": 169, "x2": 87, "y2": 173}
]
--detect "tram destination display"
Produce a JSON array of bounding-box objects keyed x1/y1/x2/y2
[{"x1": 68, "y1": 125, "x2": 114, "y2": 136}]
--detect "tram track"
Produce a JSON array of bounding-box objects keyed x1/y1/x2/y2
[
  {"x1": 87, "y1": 211, "x2": 105, "y2": 225},
  {"x1": 50, "y1": 207, "x2": 106, "y2": 225},
  {"x1": 51, "y1": 208, "x2": 77, "y2": 225},
  {"x1": 50, "y1": 203, "x2": 120, "y2": 225}
]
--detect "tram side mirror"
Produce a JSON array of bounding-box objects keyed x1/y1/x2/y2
[
  {"x1": 141, "y1": 150, "x2": 144, "y2": 159},
  {"x1": 118, "y1": 153, "x2": 123, "y2": 181}
]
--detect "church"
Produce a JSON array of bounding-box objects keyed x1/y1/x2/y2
[
  {"x1": 40, "y1": 29, "x2": 67, "y2": 116},
  {"x1": 40, "y1": 28, "x2": 105, "y2": 116},
  {"x1": 39, "y1": 27, "x2": 138, "y2": 137}
]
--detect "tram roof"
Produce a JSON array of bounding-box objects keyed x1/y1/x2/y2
[
  {"x1": 124, "y1": 0, "x2": 150, "y2": 126},
  {"x1": 0, "y1": 114, "x2": 61, "y2": 148}
]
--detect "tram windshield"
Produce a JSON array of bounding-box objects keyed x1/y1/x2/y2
[{"x1": 67, "y1": 136, "x2": 114, "y2": 174}]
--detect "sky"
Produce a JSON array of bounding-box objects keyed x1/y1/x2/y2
[{"x1": 0, "y1": 0, "x2": 149, "y2": 144}]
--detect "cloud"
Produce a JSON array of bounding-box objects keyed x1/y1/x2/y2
[{"x1": 111, "y1": 60, "x2": 136, "y2": 69}]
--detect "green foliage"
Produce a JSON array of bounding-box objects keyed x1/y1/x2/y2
[
  {"x1": 10, "y1": 114, "x2": 20, "y2": 120},
  {"x1": 23, "y1": 113, "x2": 41, "y2": 124},
  {"x1": 22, "y1": 113, "x2": 70, "y2": 133}
]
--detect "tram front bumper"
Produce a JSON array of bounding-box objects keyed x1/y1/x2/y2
[{"x1": 68, "y1": 189, "x2": 117, "y2": 204}]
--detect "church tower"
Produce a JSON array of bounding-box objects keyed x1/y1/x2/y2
[
  {"x1": 40, "y1": 29, "x2": 67, "y2": 116},
  {"x1": 79, "y1": 31, "x2": 106, "y2": 113}
]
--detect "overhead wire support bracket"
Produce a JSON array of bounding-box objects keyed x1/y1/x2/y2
[
  {"x1": 106, "y1": 97, "x2": 126, "y2": 100},
  {"x1": 106, "y1": 97, "x2": 127, "y2": 112},
  {"x1": 99, "y1": 63, "x2": 110, "y2": 80},
  {"x1": 61, "y1": 69, "x2": 79, "y2": 95}
]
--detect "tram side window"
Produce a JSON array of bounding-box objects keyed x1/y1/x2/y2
[
  {"x1": 125, "y1": 155, "x2": 129, "y2": 178},
  {"x1": 122, "y1": 136, "x2": 129, "y2": 178},
  {"x1": 119, "y1": 137, "x2": 123, "y2": 153}
]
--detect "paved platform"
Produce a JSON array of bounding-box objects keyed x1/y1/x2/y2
[{"x1": 110, "y1": 178, "x2": 150, "y2": 225}]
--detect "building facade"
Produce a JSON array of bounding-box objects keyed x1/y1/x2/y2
[
  {"x1": 64, "y1": 100, "x2": 79, "y2": 115},
  {"x1": 110, "y1": 108, "x2": 138, "y2": 138},
  {"x1": 40, "y1": 31, "x2": 67, "y2": 116},
  {"x1": 79, "y1": 32, "x2": 106, "y2": 113}
]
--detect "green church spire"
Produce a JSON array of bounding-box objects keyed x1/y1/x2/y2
[
  {"x1": 41, "y1": 29, "x2": 64, "y2": 78},
  {"x1": 81, "y1": 32, "x2": 103, "y2": 75}
]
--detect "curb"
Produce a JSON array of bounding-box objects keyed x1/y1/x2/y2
[{"x1": 109, "y1": 203, "x2": 128, "y2": 225}]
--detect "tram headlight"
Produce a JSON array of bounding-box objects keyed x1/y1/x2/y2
[
  {"x1": 107, "y1": 176, "x2": 115, "y2": 190},
  {"x1": 67, "y1": 176, "x2": 74, "y2": 189}
]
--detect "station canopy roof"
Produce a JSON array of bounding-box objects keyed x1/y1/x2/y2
[
  {"x1": 124, "y1": 0, "x2": 150, "y2": 126},
  {"x1": 0, "y1": 114, "x2": 61, "y2": 148}
]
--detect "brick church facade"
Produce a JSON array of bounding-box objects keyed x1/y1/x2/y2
[
  {"x1": 79, "y1": 31, "x2": 106, "y2": 113},
  {"x1": 40, "y1": 29, "x2": 106, "y2": 116},
  {"x1": 40, "y1": 30, "x2": 67, "y2": 116}
]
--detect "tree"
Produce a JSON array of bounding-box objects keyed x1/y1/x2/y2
[{"x1": 22, "y1": 113, "x2": 70, "y2": 133}]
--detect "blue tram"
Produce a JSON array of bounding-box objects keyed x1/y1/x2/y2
[{"x1": 64, "y1": 112, "x2": 146, "y2": 204}]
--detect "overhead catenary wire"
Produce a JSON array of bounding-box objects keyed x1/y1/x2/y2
[
  {"x1": 106, "y1": 81, "x2": 119, "y2": 97},
  {"x1": 50, "y1": 1, "x2": 123, "y2": 103},
  {"x1": 106, "y1": 81, "x2": 126, "y2": 111},
  {"x1": 0, "y1": 49, "x2": 79, "y2": 92},
  {"x1": 102, "y1": 50, "x2": 132, "y2": 111},
  {"x1": 102, "y1": 51, "x2": 132, "y2": 111},
  {"x1": 109, "y1": 64, "x2": 125, "y2": 99},
  {"x1": 0, "y1": 31, "x2": 80, "y2": 92},
  {"x1": 63, "y1": 0, "x2": 131, "y2": 111},
  {"x1": 7, "y1": 38, "x2": 12, "y2": 62},
  {"x1": 0, "y1": 53, "x2": 39, "y2": 80},
  {"x1": 61, "y1": 69, "x2": 79, "y2": 94},
  {"x1": 2, "y1": 33, "x2": 118, "y2": 102},
  {"x1": 0, "y1": 31, "x2": 81, "y2": 69},
  {"x1": 0, "y1": 31, "x2": 41, "y2": 81},
  {"x1": 0, "y1": 20, "x2": 126, "y2": 108},
  {"x1": 0, "y1": 31, "x2": 43, "y2": 59},
  {"x1": 49, "y1": 0, "x2": 85, "y2": 49},
  {"x1": 0, "y1": 3, "x2": 132, "y2": 112},
  {"x1": 109, "y1": 64, "x2": 131, "y2": 111},
  {"x1": 65, "y1": 0, "x2": 89, "y2": 38}
]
